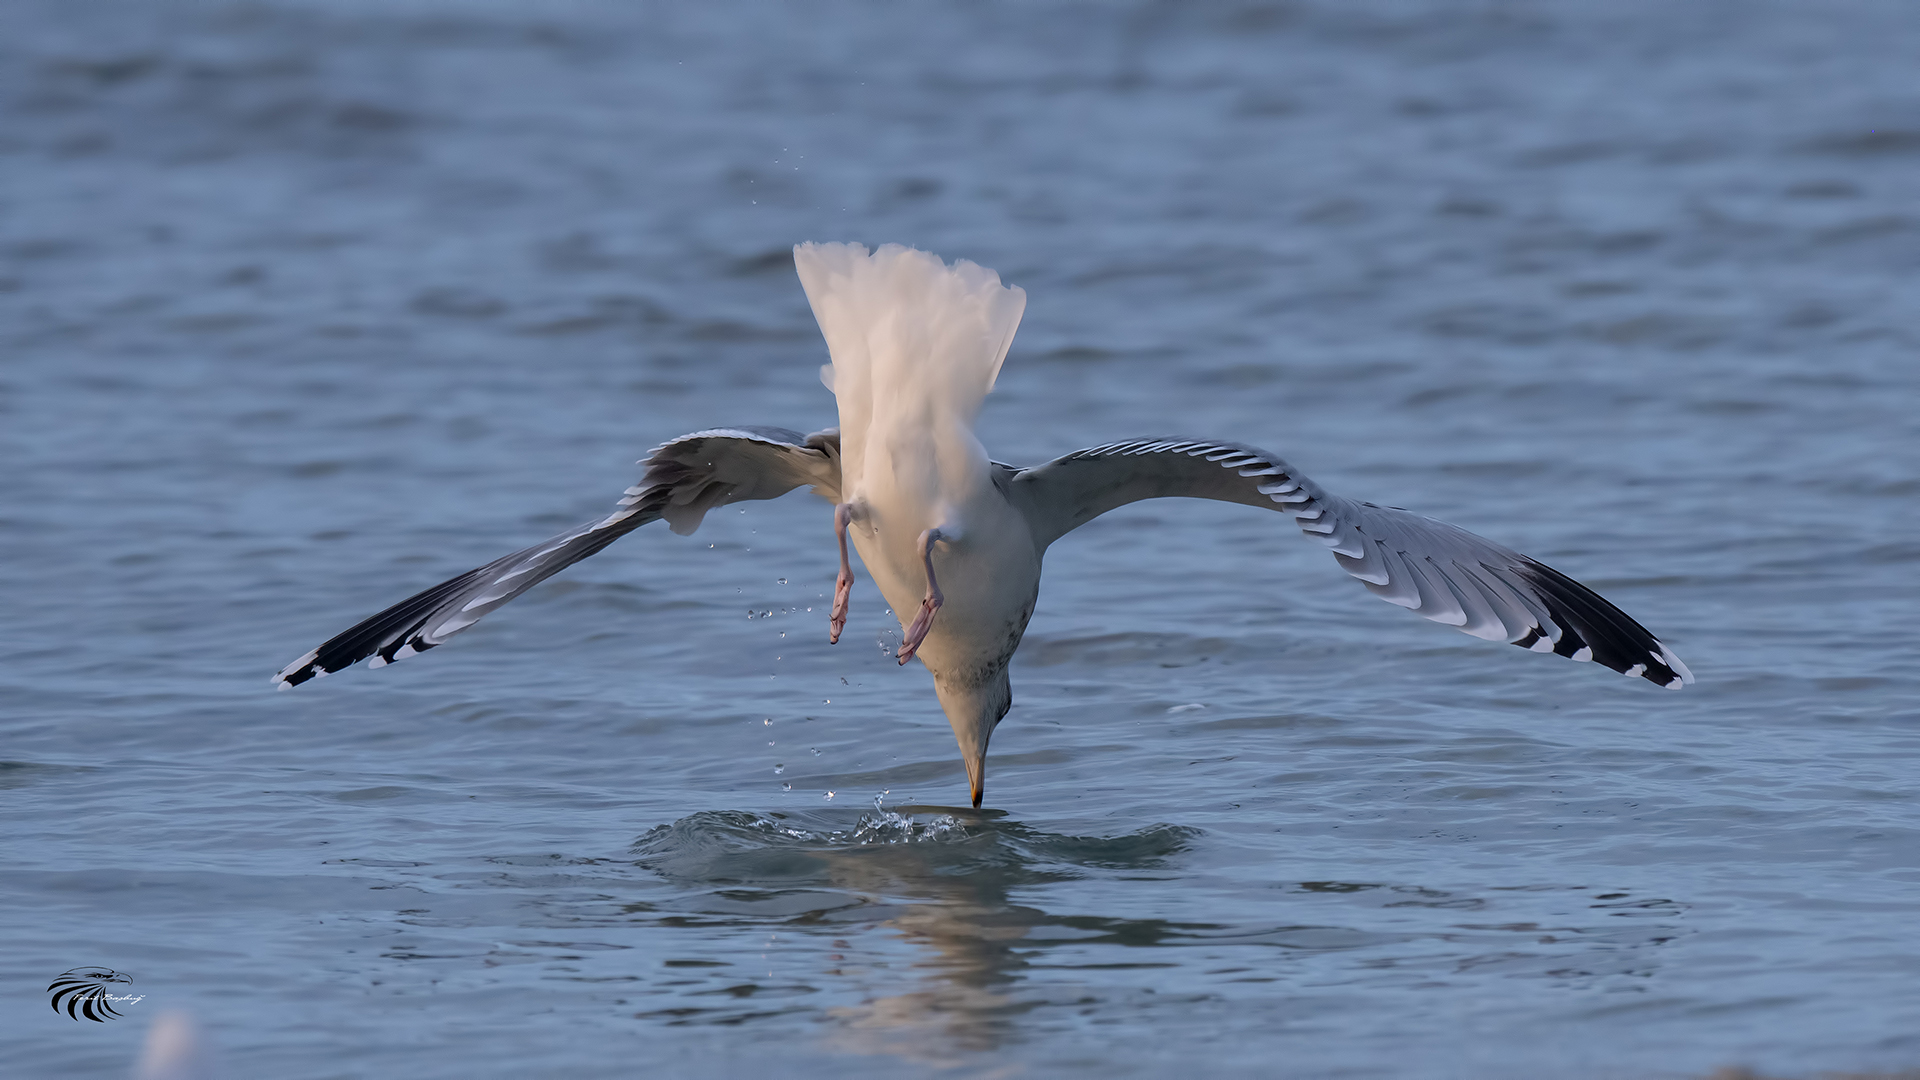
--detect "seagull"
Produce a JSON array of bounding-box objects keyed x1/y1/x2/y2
[{"x1": 274, "y1": 242, "x2": 1692, "y2": 807}]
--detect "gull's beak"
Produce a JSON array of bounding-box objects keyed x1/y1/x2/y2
[{"x1": 933, "y1": 668, "x2": 1008, "y2": 812}]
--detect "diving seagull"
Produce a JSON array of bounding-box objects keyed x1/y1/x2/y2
[{"x1": 274, "y1": 242, "x2": 1692, "y2": 807}]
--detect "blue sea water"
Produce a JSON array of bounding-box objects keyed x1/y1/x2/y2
[{"x1": 3, "y1": 2, "x2": 1917, "y2": 1077}]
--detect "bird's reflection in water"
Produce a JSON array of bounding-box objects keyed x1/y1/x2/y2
[{"x1": 633, "y1": 802, "x2": 1200, "y2": 1061}]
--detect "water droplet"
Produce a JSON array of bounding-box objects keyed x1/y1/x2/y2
[
  {"x1": 773, "y1": 764, "x2": 784, "y2": 774},
  {"x1": 782, "y1": 782, "x2": 791, "y2": 791},
  {"x1": 824, "y1": 791, "x2": 835, "y2": 800},
  {"x1": 777, "y1": 578, "x2": 787, "y2": 585},
  {"x1": 764, "y1": 718, "x2": 772, "y2": 726},
  {"x1": 810, "y1": 747, "x2": 821, "y2": 756}
]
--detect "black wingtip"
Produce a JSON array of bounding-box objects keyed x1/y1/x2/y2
[{"x1": 1509, "y1": 558, "x2": 1690, "y2": 690}]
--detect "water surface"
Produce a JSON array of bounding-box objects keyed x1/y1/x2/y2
[{"x1": 4, "y1": 2, "x2": 1918, "y2": 1077}]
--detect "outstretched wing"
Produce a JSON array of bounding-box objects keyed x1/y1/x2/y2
[
  {"x1": 1008, "y1": 437, "x2": 1692, "y2": 689},
  {"x1": 272, "y1": 426, "x2": 841, "y2": 689}
]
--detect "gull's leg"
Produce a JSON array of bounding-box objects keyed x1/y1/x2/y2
[
  {"x1": 829, "y1": 503, "x2": 853, "y2": 644},
  {"x1": 895, "y1": 528, "x2": 945, "y2": 666}
]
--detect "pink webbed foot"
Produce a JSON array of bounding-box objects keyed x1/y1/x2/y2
[
  {"x1": 829, "y1": 569, "x2": 851, "y2": 644},
  {"x1": 829, "y1": 503, "x2": 853, "y2": 644},
  {"x1": 894, "y1": 529, "x2": 945, "y2": 666}
]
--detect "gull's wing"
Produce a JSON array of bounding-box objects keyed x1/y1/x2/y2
[
  {"x1": 1008, "y1": 438, "x2": 1691, "y2": 689},
  {"x1": 272, "y1": 426, "x2": 841, "y2": 689}
]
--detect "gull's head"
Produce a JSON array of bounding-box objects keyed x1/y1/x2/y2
[{"x1": 931, "y1": 667, "x2": 1012, "y2": 809}]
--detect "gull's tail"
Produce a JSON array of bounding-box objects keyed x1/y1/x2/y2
[{"x1": 794, "y1": 242, "x2": 1025, "y2": 504}]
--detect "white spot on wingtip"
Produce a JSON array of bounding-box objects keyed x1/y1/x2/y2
[
  {"x1": 394, "y1": 643, "x2": 418, "y2": 661},
  {"x1": 1571, "y1": 646, "x2": 1593, "y2": 662},
  {"x1": 1657, "y1": 643, "x2": 1695, "y2": 685},
  {"x1": 1529, "y1": 636, "x2": 1554, "y2": 653},
  {"x1": 1624, "y1": 663, "x2": 1646, "y2": 678},
  {"x1": 367, "y1": 656, "x2": 387, "y2": 669}
]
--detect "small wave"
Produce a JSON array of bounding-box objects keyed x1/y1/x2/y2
[
  {"x1": 1799, "y1": 128, "x2": 1920, "y2": 157},
  {"x1": 633, "y1": 799, "x2": 971, "y2": 862},
  {"x1": 632, "y1": 800, "x2": 1201, "y2": 888},
  {"x1": 1015, "y1": 630, "x2": 1241, "y2": 668}
]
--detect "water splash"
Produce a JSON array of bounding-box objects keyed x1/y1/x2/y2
[
  {"x1": 633, "y1": 803, "x2": 982, "y2": 885},
  {"x1": 849, "y1": 793, "x2": 969, "y2": 846}
]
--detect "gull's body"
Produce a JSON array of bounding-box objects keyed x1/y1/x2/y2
[
  {"x1": 795, "y1": 243, "x2": 1040, "y2": 801},
  {"x1": 275, "y1": 243, "x2": 1691, "y2": 807}
]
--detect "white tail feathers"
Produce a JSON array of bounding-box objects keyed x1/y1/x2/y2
[{"x1": 794, "y1": 242, "x2": 1026, "y2": 504}]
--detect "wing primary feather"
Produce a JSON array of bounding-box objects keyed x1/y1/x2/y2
[
  {"x1": 1013, "y1": 435, "x2": 1689, "y2": 690},
  {"x1": 273, "y1": 428, "x2": 835, "y2": 689},
  {"x1": 1508, "y1": 557, "x2": 1688, "y2": 686}
]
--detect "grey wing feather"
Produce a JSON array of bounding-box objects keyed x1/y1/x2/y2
[
  {"x1": 272, "y1": 426, "x2": 840, "y2": 689},
  {"x1": 1009, "y1": 438, "x2": 1692, "y2": 690}
]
